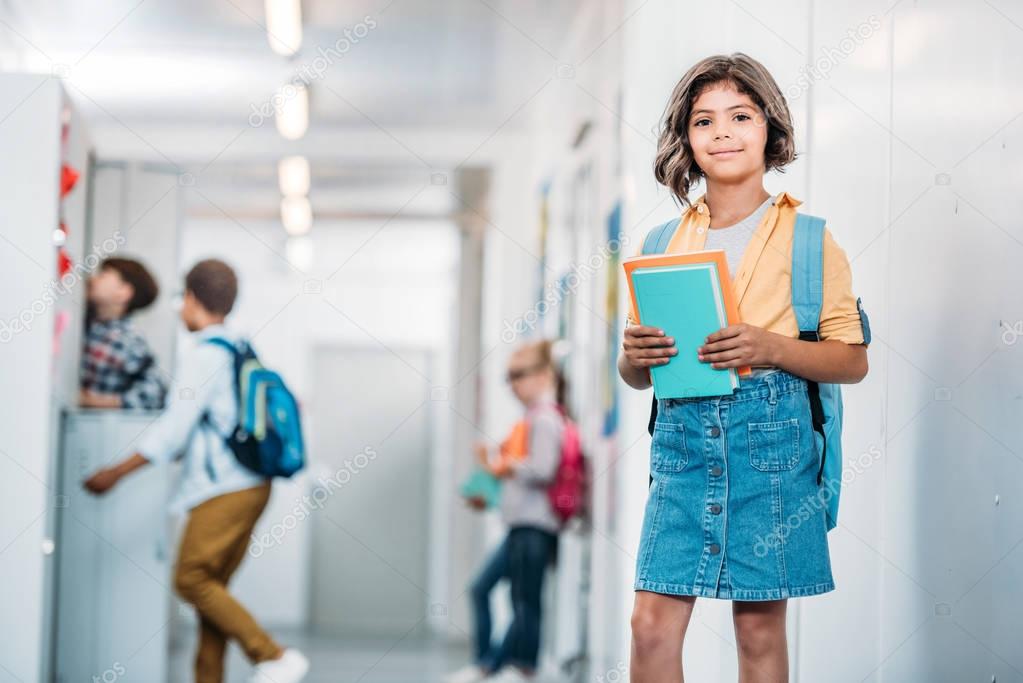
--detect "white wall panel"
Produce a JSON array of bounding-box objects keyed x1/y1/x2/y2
[
  {"x1": 0, "y1": 75, "x2": 90, "y2": 683},
  {"x1": 798, "y1": 2, "x2": 892, "y2": 681},
  {"x1": 879, "y1": 1, "x2": 1023, "y2": 680}
]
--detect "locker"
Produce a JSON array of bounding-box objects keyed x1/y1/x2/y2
[{"x1": 54, "y1": 411, "x2": 173, "y2": 683}]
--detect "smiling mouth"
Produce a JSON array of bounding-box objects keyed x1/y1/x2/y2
[{"x1": 710, "y1": 149, "x2": 743, "y2": 156}]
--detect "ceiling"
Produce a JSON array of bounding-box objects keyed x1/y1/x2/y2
[
  {"x1": 0, "y1": 0, "x2": 585, "y2": 217},
  {"x1": 2, "y1": 0, "x2": 583, "y2": 131}
]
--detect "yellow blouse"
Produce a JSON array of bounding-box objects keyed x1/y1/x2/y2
[{"x1": 627, "y1": 191, "x2": 869, "y2": 346}]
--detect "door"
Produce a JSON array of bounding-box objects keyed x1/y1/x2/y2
[{"x1": 307, "y1": 345, "x2": 433, "y2": 638}]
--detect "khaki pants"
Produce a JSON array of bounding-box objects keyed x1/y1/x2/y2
[{"x1": 174, "y1": 483, "x2": 280, "y2": 683}]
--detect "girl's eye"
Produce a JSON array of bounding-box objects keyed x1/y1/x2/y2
[
  {"x1": 693, "y1": 118, "x2": 711, "y2": 127},
  {"x1": 735, "y1": 113, "x2": 751, "y2": 122}
]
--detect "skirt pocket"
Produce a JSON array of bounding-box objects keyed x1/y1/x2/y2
[
  {"x1": 651, "y1": 421, "x2": 689, "y2": 472},
  {"x1": 748, "y1": 418, "x2": 800, "y2": 472}
]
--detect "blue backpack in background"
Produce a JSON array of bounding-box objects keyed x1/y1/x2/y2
[
  {"x1": 640, "y1": 212, "x2": 871, "y2": 531},
  {"x1": 203, "y1": 337, "x2": 305, "y2": 479}
]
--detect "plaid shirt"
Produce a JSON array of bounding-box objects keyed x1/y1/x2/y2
[{"x1": 81, "y1": 317, "x2": 167, "y2": 410}]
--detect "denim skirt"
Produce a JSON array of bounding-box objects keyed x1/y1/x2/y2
[{"x1": 634, "y1": 368, "x2": 835, "y2": 601}]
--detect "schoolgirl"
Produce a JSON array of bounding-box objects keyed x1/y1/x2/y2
[{"x1": 618, "y1": 53, "x2": 870, "y2": 682}]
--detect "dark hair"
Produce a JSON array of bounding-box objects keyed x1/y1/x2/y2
[
  {"x1": 184, "y1": 259, "x2": 238, "y2": 316},
  {"x1": 654, "y1": 52, "x2": 796, "y2": 207},
  {"x1": 101, "y1": 257, "x2": 159, "y2": 313}
]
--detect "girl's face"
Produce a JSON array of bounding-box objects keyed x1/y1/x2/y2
[
  {"x1": 506, "y1": 349, "x2": 554, "y2": 405},
  {"x1": 687, "y1": 81, "x2": 768, "y2": 185}
]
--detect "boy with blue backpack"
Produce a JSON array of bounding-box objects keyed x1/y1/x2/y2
[{"x1": 84, "y1": 259, "x2": 308, "y2": 683}]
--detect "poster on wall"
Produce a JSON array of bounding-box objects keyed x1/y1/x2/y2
[
  {"x1": 601, "y1": 202, "x2": 623, "y2": 437},
  {"x1": 536, "y1": 179, "x2": 552, "y2": 312}
]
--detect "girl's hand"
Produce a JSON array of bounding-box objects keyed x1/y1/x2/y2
[
  {"x1": 698, "y1": 323, "x2": 780, "y2": 369},
  {"x1": 474, "y1": 441, "x2": 490, "y2": 466},
  {"x1": 622, "y1": 325, "x2": 678, "y2": 370},
  {"x1": 475, "y1": 441, "x2": 511, "y2": 478}
]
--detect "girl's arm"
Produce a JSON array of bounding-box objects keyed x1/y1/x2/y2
[
  {"x1": 769, "y1": 336, "x2": 867, "y2": 384},
  {"x1": 698, "y1": 323, "x2": 868, "y2": 384},
  {"x1": 617, "y1": 353, "x2": 651, "y2": 390},
  {"x1": 619, "y1": 324, "x2": 678, "y2": 389}
]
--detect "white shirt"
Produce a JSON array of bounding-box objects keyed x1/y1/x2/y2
[
  {"x1": 136, "y1": 324, "x2": 268, "y2": 515},
  {"x1": 702, "y1": 195, "x2": 774, "y2": 278}
]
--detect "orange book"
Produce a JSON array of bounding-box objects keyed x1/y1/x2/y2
[
  {"x1": 624, "y1": 250, "x2": 752, "y2": 380},
  {"x1": 491, "y1": 419, "x2": 529, "y2": 476}
]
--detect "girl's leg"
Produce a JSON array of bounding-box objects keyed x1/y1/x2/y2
[
  {"x1": 630, "y1": 590, "x2": 696, "y2": 683},
  {"x1": 506, "y1": 528, "x2": 555, "y2": 674},
  {"x1": 732, "y1": 599, "x2": 788, "y2": 683},
  {"x1": 469, "y1": 535, "x2": 510, "y2": 671}
]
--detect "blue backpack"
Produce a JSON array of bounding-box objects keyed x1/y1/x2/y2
[
  {"x1": 203, "y1": 338, "x2": 305, "y2": 479},
  {"x1": 641, "y1": 213, "x2": 871, "y2": 531}
]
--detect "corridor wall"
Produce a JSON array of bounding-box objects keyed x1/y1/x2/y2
[{"x1": 0, "y1": 74, "x2": 91, "y2": 683}]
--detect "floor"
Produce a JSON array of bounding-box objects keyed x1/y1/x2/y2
[{"x1": 168, "y1": 627, "x2": 572, "y2": 683}]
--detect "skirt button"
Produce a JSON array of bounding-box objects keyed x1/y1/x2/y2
[
  {"x1": 709, "y1": 465, "x2": 722, "y2": 476},
  {"x1": 708, "y1": 543, "x2": 721, "y2": 555},
  {"x1": 709, "y1": 426, "x2": 721, "y2": 437},
  {"x1": 709, "y1": 503, "x2": 722, "y2": 514}
]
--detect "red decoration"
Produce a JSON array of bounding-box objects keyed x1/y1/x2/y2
[
  {"x1": 60, "y1": 164, "x2": 79, "y2": 198},
  {"x1": 57, "y1": 247, "x2": 72, "y2": 277}
]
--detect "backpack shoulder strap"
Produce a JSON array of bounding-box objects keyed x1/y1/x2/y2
[
  {"x1": 642, "y1": 218, "x2": 681, "y2": 255},
  {"x1": 791, "y1": 213, "x2": 832, "y2": 485},
  {"x1": 203, "y1": 337, "x2": 246, "y2": 404},
  {"x1": 204, "y1": 336, "x2": 238, "y2": 356},
  {"x1": 791, "y1": 212, "x2": 826, "y2": 341}
]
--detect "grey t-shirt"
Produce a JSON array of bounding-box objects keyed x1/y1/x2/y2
[
  {"x1": 702, "y1": 195, "x2": 774, "y2": 279},
  {"x1": 499, "y1": 399, "x2": 564, "y2": 534}
]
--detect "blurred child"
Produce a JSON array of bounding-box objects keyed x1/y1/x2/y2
[
  {"x1": 83, "y1": 259, "x2": 308, "y2": 683},
  {"x1": 447, "y1": 340, "x2": 564, "y2": 683},
  {"x1": 80, "y1": 257, "x2": 166, "y2": 410}
]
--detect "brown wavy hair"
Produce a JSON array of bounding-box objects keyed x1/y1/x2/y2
[{"x1": 653, "y1": 53, "x2": 796, "y2": 207}]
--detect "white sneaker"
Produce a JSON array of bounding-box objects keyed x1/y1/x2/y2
[
  {"x1": 250, "y1": 648, "x2": 309, "y2": 683},
  {"x1": 444, "y1": 664, "x2": 490, "y2": 683},
  {"x1": 487, "y1": 668, "x2": 531, "y2": 683}
]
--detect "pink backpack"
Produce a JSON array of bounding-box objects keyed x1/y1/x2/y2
[{"x1": 546, "y1": 406, "x2": 586, "y2": 524}]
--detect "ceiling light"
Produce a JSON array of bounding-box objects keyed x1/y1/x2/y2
[
  {"x1": 265, "y1": 0, "x2": 303, "y2": 56},
  {"x1": 275, "y1": 81, "x2": 309, "y2": 140},
  {"x1": 278, "y1": 155, "x2": 310, "y2": 196},
  {"x1": 281, "y1": 195, "x2": 312, "y2": 236}
]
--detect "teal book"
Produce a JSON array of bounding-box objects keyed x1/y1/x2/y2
[
  {"x1": 631, "y1": 263, "x2": 739, "y2": 398},
  {"x1": 459, "y1": 468, "x2": 502, "y2": 508}
]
